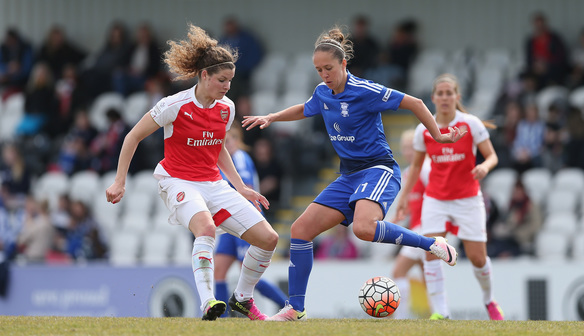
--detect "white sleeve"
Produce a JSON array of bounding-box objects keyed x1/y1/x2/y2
[
  {"x1": 150, "y1": 97, "x2": 179, "y2": 127},
  {"x1": 468, "y1": 114, "x2": 490, "y2": 145},
  {"x1": 225, "y1": 103, "x2": 236, "y2": 131},
  {"x1": 412, "y1": 123, "x2": 427, "y2": 152}
]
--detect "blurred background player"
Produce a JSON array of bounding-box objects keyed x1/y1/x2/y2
[
  {"x1": 396, "y1": 73, "x2": 503, "y2": 320},
  {"x1": 215, "y1": 125, "x2": 287, "y2": 317},
  {"x1": 105, "y1": 24, "x2": 278, "y2": 321},
  {"x1": 243, "y1": 26, "x2": 465, "y2": 321}
]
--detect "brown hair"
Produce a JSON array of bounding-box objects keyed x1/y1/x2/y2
[
  {"x1": 314, "y1": 26, "x2": 354, "y2": 62},
  {"x1": 164, "y1": 23, "x2": 238, "y2": 81},
  {"x1": 432, "y1": 74, "x2": 496, "y2": 129}
]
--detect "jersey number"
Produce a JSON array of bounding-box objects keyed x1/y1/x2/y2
[{"x1": 355, "y1": 182, "x2": 368, "y2": 194}]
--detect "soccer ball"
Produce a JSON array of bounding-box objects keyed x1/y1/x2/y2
[{"x1": 358, "y1": 276, "x2": 400, "y2": 318}]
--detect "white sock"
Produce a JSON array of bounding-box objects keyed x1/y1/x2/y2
[
  {"x1": 192, "y1": 236, "x2": 216, "y2": 310},
  {"x1": 234, "y1": 245, "x2": 275, "y2": 302},
  {"x1": 472, "y1": 257, "x2": 495, "y2": 305},
  {"x1": 392, "y1": 277, "x2": 410, "y2": 319},
  {"x1": 423, "y1": 259, "x2": 449, "y2": 317}
]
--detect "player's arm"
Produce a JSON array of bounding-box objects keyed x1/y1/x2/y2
[
  {"x1": 242, "y1": 104, "x2": 306, "y2": 130},
  {"x1": 106, "y1": 112, "x2": 160, "y2": 204},
  {"x1": 472, "y1": 139, "x2": 499, "y2": 180},
  {"x1": 218, "y1": 140, "x2": 269, "y2": 211},
  {"x1": 395, "y1": 150, "x2": 425, "y2": 222},
  {"x1": 399, "y1": 95, "x2": 466, "y2": 143}
]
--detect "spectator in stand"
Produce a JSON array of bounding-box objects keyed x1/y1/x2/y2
[
  {"x1": 65, "y1": 200, "x2": 107, "y2": 260},
  {"x1": 315, "y1": 225, "x2": 359, "y2": 260},
  {"x1": 113, "y1": 23, "x2": 162, "y2": 96},
  {"x1": 16, "y1": 63, "x2": 58, "y2": 136},
  {"x1": 524, "y1": 12, "x2": 569, "y2": 89},
  {"x1": 82, "y1": 21, "x2": 130, "y2": 99},
  {"x1": 90, "y1": 108, "x2": 131, "y2": 174},
  {"x1": 565, "y1": 105, "x2": 584, "y2": 169},
  {"x1": 219, "y1": 16, "x2": 264, "y2": 101},
  {"x1": 489, "y1": 180, "x2": 542, "y2": 257},
  {"x1": 36, "y1": 25, "x2": 87, "y2": 81},
  {"x1": 252, "y1": 137, "x2": 283, "y2": 221},
  {"x1": 0, "y1": 142, "x2": 31, "y2": 210},
  {"x1": 17, "y1": 197, "x2": 55, "y2": 263},
  {"x1": 568, "y1": 28, "x2": 584, "y2": 89},
  {"x1": 49, "y1": 64, "x2": 88, "y2": 139},
  {"x1": 492, "y1": 100, "x2": 522, "y2": 168},
  {"x1": 347, "y1": 15, "x2": 379, "y2": 78},
  {"x1": 542, "y1": 103, "x2": 567, "y2": 172},
  {"x1": 511, "y1": 103, "x2": 545, "y2": 173},
  {"x1": 0, "y1": 28, "x2": 34, "y2": 99}
]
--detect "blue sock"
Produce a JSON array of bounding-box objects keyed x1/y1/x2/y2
[
  {"x1": 255, "y1": 278, "x2": 288, "y2": 308},
  {"x1": 215, "y1": 281, "x2": 230, "y2": 318},
  {"x1": 288, "y1": 238, "x2": 313, "y2": 312},
  {"x1": 373, "y1": 220, "x2": 435, "y2": 250}
]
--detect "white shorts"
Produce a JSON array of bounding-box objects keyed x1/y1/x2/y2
[
  {"x1": 398, "y1": 226, "x2": 426, "y2": 261},
  {"x1": 421, "y1": 194, "x2": 487, "y2": 242},
  {"x1": 157, "y1": 176, "x2": 264, "y2": 237}
]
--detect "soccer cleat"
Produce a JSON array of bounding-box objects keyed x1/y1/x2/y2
[
  {"x1": 429, "y1": 312, "x2": 449, "y2": 320},
  {"x1": 228, "y1": 294, "x2": 268, "y2": 320},
  {"x1": 429, "y1": 237, "x2": 458, "y2": 266},
  {"x1": 486, "y1": 301, "x2": 504, "y2": 320},
  {"x1": 202, "y1": 299, "x2": 227, "y2": 321},
  {"x1": 267, "y1": 303, "x2": 307, "y2": 321}
]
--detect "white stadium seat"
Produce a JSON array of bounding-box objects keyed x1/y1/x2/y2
[
  {"x1": 89, "y1": 92, "x2": 125, "y2": 132},
  {"x1": 483, "y1": 168, "x2": 518, "y2": 212},
  {"x1": 535, "y1": 231, "x2": 569, "y2": 260},
  {"x1": 119, "y1": 213, "x2": 152, "y2": 234},
  {"x1": 142, "y1": 232, "x2": 174, "y2": 266},
  {"x1": 109, "y1": 231, "x2": 142, "y2": 266},
  {"x1": 552, "y1": 168, "x2": 584, "y2": 195},
  {"x1": 536, "y1": 86, "x2": 568, "y2": 121},
  {"x1": 571, "y1": 232, "x2": 584, "y2": 260},
  {"x1": 123, "y1": 91, "x2": 151, "y2": 126},
  {"x1": 171, "y1": 232, "x2": 194, "y2": 265},
  {"x1": 542, "y1": 212, "x2": 578, "y2": 235},
  {"x1": 545, "y1": 190, "x2": 579, "y2": 215},
  {"x1": 69, "y1": 170, "x2": 101, "y2": 205},
  {"x1": 0, "y1": 93, "x2": 25, "y2": 141},
  {"x1": 521, "y1": 168, "x2": 552, "y2": 206},
  {"x1": 568, "y1": 86, "x2": 584, "y2": 112}
]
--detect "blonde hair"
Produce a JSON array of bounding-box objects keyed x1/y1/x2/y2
[
  {"x1": 314, "y1": 26, "x2": 354, "y2": 62},
  {"x1": 432, "y1": 73, "x2": 496, "y2": 129},
  {"x1": 164, "y1": 24, "x2": 238, "y2": 81}
]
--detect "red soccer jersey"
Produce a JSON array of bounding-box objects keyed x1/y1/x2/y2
[
  {"x1": 413, "y1": 111, "x2": 489, "y2": 200},
  {"x1": 150, "y1": 85, "x2": 235, "y2": 182}
]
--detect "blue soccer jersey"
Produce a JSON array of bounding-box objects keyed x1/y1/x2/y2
[{"x1": 304, "y1": 72, "x2": 405, "y2": 174}]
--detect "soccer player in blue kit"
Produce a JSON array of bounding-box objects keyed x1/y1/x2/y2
[
  {"x1": 243, "y1": 26, "x2": 466, "y2": 321},
  {"x1": 215, "y1": 126, "x2": 288, "y2": 318}
]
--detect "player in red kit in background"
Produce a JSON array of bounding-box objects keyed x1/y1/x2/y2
[{"x1": 106, "y1": 24, "x2": 278, "y2": 321}]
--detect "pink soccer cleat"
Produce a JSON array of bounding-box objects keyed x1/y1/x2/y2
[
  {"x1": 228, "y1": 294, "x2": 268, "y2": 320},
  {"x1": 267, "y1": 303, "x2": 307, "y2": 321},
  {"x1": 429, "y1": 237, "x2": 458, "y2": 266},
  {"x1": 486, "y1": 301, "x2": 504, "y2": 320}
]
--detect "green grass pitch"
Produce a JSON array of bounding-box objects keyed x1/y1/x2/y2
[{"x1": 0, "y1": 316, "x2": 583, "y2": 336}]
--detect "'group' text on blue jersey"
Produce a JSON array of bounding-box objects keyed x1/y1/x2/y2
[{"x1": 303, "y1": 72, "x2": 405, "y2": 174}]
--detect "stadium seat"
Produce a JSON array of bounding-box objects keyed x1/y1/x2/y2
[
  {"x1": 92, "y1": 193, "x2": 123, "y2": 240},
  {"x1": 250, "y1": 91, "x2": 278, "y2": 117},
  {"x1": 568, "y1": 86, "x2": 584, "y2": 112},
  {"x1": 122, "y1": 191, "x2": 155, "y2": 218},
  {"x1": 535, "y1": 86, "x2": 569, "y2": 121},
  {"x1": 131, "y1": 170, "x2": 158, "y2": 195},
  {"x1": 250, "y1": 53, "x2": 287, "y2": 94},
  {"x1": 123, "y1": 91, "x2": 151, "y2": 126},
  {"x1": 483, "y1": 49, "x2": 512, "y2": 72},
  {"x1": 89, "y1": 92, "x2": 125, "y2": 132},
  {"x1": 542, "y1": 212, "x2": 578, "y2": 235},
  {"x1": 69, "y1": 170, "x2": 101, "y2": 205},
  {"x1": 109, "y1": 231, "x2": 142, "y2": 266},
  {"x1": 534, "y1": 230, "x2": 569, "y2": 260},
  {"x1": 119, "y1": 213, "x2": 153, "y2": 234},
  {"x1": 571, "y1": 232, "x2": 584, "y2": 260},
  {"x1": 483, "y1": 168, "x2": 518, "y2": 212},
  {"x1": 171, "y1": 232, "x2": 195, "y2": 265},
  {"x1": 521, "y1": 168, "x2": 553, "y2": 206},
  {"x1": 142, "y1": 232, "x2": 174, "y2": 266},
  {"x1": 0, "y1": 93, "x2": 25, "y2": 141},
  {"x1": 552, "y1": 168, "x2": 584, "y2": 196},
  {"x1": 33, "y1": 171, "x2": 70, "y2": 203},
  {"x1": 545, "y1": 190, "x2": 579, "y2": 215}
]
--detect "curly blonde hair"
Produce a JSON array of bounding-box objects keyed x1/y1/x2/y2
[
  {"x1": 314, "y1": 26, "x2": 354, "y2": 62},
  {"x1": 164, "y1": 24, "x2": 238, "y2": 81}
]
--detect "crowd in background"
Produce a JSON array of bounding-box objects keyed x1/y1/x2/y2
[{"x1": 1, "y1": 11, "x2": 584, "y2": 264}]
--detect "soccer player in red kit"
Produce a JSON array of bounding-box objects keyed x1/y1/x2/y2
[
  {"x1": 106, "y1": 24, "x2": 278, "y2": 321},
  {"x1": 396, "y1": 74, "x2": 504, "y2": 320}
]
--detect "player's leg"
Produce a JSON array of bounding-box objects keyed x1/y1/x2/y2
[
  {"x1": 269, "y1": 203, "x2": 344, "y2": 321},
  {"x1": 214, "y1": 234, "x2": 238, "y2": 317},
  {"x1": 423, "y1": 234, "x2": 450, "y2": 320}
]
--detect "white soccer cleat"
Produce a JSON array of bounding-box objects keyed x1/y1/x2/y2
[
  {"x1": 429, "y1": 237, "x2": 457, "y2": 266},
  {"x1": 267, "y1": 303, "x2": 307, "y2": 321}
]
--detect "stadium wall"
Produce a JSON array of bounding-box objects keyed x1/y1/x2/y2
[
  {"x1": 0, "y1": 0, "x2": 583, "y2": 55},
  {"x1": 1, "y1": 260, "x2": 583, "y2": 321}
]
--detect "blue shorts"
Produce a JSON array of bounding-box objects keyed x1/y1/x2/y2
[
  {"x1": 313, "y1": 165, "x2": 401, "y2": 226},
  {"x1": 215, "y1": 233, "x2": 250, "y2": 261}
]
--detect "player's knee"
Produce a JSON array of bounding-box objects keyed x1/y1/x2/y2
[
  {"x1": 352, "y1": 221, "x2": 375, "y2": 241},
  {"x1": 263, "y1": 230, "x2": 279, "y2": 250},
  {"x1": 467, "y1": 253, "x2": 486, "y2": 267}
]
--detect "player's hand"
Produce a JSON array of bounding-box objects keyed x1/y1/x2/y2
[
  {"x1": 471, "y1": 163, "x2": 489, "y2": 180},
  {"x1": 105, "y1": 181, "x2": 125, "y2": 204},
  {"x1": 394, "y1": 198, "x2": 409, "y2": 222},
  {"x1": 242, "y1": 114, "x2": 272, "y2": 130},
  {"x1": 239, "y1": 186, "x2": 270, "y2": 212},
  {"x1": 434, "y1": 126, "x2": 467, "y2": 143}
]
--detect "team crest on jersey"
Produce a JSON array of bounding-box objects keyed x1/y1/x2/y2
[
  {"x1": 176, "y1": 191, "x2": 185, "y2": 202},
  {"x1": 340, "y1": 102, "x2": 349, "y2": 117},
  {"x1": 220, "y1": 109, "x2": 229, "y2": 121}
]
